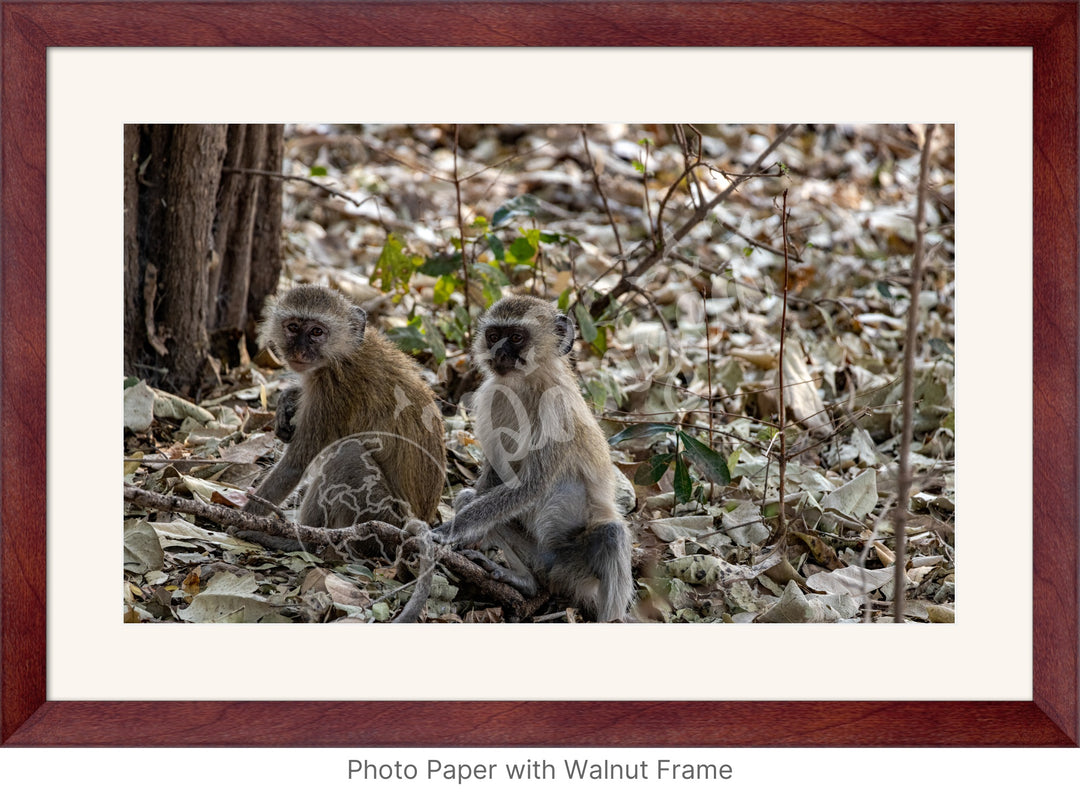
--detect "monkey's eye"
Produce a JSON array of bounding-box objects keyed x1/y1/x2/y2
[
  {"x1": 285, "y1": 323, "x2": 300, "y2": 335},
  {"x1": 310, "y1": 326, "x2": 325, "y2": 338},
  {"x1": 509, "y1": 332, "x2": 524, "y2": 345},
  {"x1": 486, "y1": 331, "x2": 501, "y2": 346}
]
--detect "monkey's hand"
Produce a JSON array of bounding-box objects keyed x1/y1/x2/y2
[
  {"x1": 452, "y1": 488, "x2": 477, "y2": 513},
  {"x1": 274, "y1": 386, "x2": 301, "y2": 443},
  {"x1": 431, "y1": 516, "x2": 483, "y2": 547},
  {"x1": 429, "y1": 489, "x2": 479, "y2": 544}
]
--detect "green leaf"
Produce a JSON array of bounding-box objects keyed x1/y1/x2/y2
[
  {"x1": 423, "y1": 317, "x2": 446, "y2": 363},
  {"x1": 590, "y1": 325, "x2": 608, "y2": 356},
  {"x1": 574, "y1": 304, "x2": 598, "y2": 344},
  {"x1": 635, "y1": 453, "x2": 675, "y2": 485},
  {"x1": 557, "y1": 287, "x2": 572, "y2": 312},
  {"x1": 608, "y1": 422, "x2": 676, "y2": 446},
  {"x1": 417, "y1": 252, "x2": 462, "y2": 278},
  {"x1": 677, "y1": 431, "x2": 731, "y2": 485},
  {"x1": 585, "y1": 378, "x2": 608, "y2": 409},
  {"x1": 486, "y1": 233, "x2": 505, "y2": 262},
  {"x1": 538, "y1": 230, "x2": 579, "y2": 245},
  {"x1": 309, "y1": 165, "x2": 328, "y2": 177},
  {"x1": 632, "y1": 159, "x2": 646, "y2": 174},
  {"x1": 470, "y1": 261, "x2": 510, "y2": 289},
  {"x1": 491, "y1": 194, "x2": 540, "y2": 228},
  {"x1": 433, "y1": 274, "x2": 458, "y2": 306},
  {"x1": 385, "y1": 324, "x2": 429, "y2": 353},
  {"x1": 508, "y1": 236, "x2": 536, "y2": 263},
  {"x1": 373, "y1": 233, "x2": 420, "y2": 293},
  {"x1": 726, "y1": 447, "x2": 742, "y2": 478},
  {"x1": 928, "y1": 338, "x2": 954, "y2": 357},
  {"x1": 673, "y1": 453, "x2": 692, "y2": 504},
  {"x1": 468, "y1": 262, "x2": 509, "y2": 306}
]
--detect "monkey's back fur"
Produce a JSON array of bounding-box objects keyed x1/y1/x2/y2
[{"x1": 299, "y1": 329, "x2": 446, "y2": 523}]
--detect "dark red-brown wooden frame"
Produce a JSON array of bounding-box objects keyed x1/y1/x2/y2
[{"x1": 1, "y1": 1, "x2": 1076, "y2": 747}]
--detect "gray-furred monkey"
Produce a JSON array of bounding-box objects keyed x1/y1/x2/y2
[
  {"x1": 433, "y1": 295, "x2": 634, "y2": 621},
  {"x1": 245, "y1": 285, "x2": 446, "y2": 528}
]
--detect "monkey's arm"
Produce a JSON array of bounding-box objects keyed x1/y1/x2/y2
[
  {"x1": 432, "y1": 459, "x2": 551, "y2": 546},
  {"x1": 245, "y1": 437, "x2": 321, "y2": 515},
  {"x1": 274, "y1": 385, "x2": 301, "y2": 443},
  {"x1": 448, "y1": 463, "x2": 502, "y2": 514}
]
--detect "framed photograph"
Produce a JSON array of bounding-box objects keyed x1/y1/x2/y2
[{"x1": 2, "y1": 1, "x2": 1076, "y2": 747}]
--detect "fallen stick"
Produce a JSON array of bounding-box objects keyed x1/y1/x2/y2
[{"x1": 123, "y1": 483, "x2": 533, "y2": 618}]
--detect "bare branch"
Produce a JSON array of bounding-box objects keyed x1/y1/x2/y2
[
  {"x1": 221, "y1": 166, "x2": 373, "y2": 208},
  {"x1": 776, "y1": 188, "x2": 791, "y2": 540},
  {"x1": 592, "y1": 124, "x2": 798, "y2": 317},
  {"x1": 123, "y1": 483, "x2": 531, "y2": 617},
  {"x1": 892, "y1": 124, "x2": 937, "y2": 623}
]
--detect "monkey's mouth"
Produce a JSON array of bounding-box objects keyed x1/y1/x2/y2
[
  {"x1": 490, "y1": 353, "x2": 522, "y2": 375},
  {"x1": 286, "y1": 358, "x2": 315, "y2": 373}
]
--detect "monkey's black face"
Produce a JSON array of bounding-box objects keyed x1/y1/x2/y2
[
  {"x1": 281, "y1": 317, "x2": 329, "y2": 372},
  {"x1": 483, "y1": 325, "x2": 529, "y2": 375}
]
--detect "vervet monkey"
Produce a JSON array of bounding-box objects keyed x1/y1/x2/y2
[
  {"x1": 433, "y1": 296, "x2": 634, "y2": 621},
  {"x1": 245, "y1": 285, "x2": 445, "y2": 528}
]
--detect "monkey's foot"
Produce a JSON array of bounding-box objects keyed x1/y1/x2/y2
[
  {"x1": 457, "y1": 549, "x2": 539, "y2": 597},
  {"x1": 458, "y1": 549, "x2": 501, "y2": 572},
  {"x1": 490, "y1": 567, "x2": 538, "y2": 597}
]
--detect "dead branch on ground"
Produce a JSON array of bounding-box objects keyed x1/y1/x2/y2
[{"x1": 123, "y1": 483, "x2": 533, "y2": 619}]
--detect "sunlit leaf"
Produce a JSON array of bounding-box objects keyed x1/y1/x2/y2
[
  {"x1": 373, "y1": 233, "x2": 420, "y2": 293},
  {"x1": 508, "y1": 236, "x2": 536, "y2": 263},
  {"x1": 433, "y1": 274, "x2": 458, "y2": 306}
]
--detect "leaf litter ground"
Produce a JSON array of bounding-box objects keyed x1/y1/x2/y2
[{"x1": 124, "y1": 124, "x2": 954, "y2": 624}]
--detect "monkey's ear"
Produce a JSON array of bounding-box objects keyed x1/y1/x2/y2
[
  {"x1": 554, "y1": 313, "x2": 575, "y2": 356},
  {"x1": 350, "y1": 307, "x2": 368, "y2": 341}
]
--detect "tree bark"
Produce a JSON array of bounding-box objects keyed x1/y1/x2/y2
[{"x1": 124, "y1": 124, "x2": 284, "y2": 396}]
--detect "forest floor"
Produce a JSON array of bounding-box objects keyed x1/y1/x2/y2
[{"x1": 124, "y1": 123, "x2": 954, "y2": 624}]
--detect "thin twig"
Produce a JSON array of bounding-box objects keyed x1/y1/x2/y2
[
  {"x1": 640, "y1": 138, "x2": 656, "y2": 242},
  {"x1": 580, "y1": 127, "x2": 626, "y2": 267},
  {"x1": 702, "y1": 288, "x2": 716, "y2": 498},
  {"x1": 654, "y1": 156, "x2": 705, "y2": 253},
  {"x1": 717, "y1": 219, "x2": 801, "y2": 262},
  {"x1": 592, "y1": 124, "x2": 798, "y2": 318},
  {"x1": 892, "y1": 124, "x2": 936, "y2": 623},
  {"x1": 776, "y1": 189, "x2": 791, "y2": 540},
  {"x1": 221, "y1": 166, "x2": 372, "y2": 208},
  {"x1": 452, "y1": 125, "x2": 473, "y2": 345}
]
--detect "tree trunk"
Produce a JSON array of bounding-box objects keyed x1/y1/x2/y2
[{"x1": 124, "y1": 124, "x2": 284, "y2": 397}]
